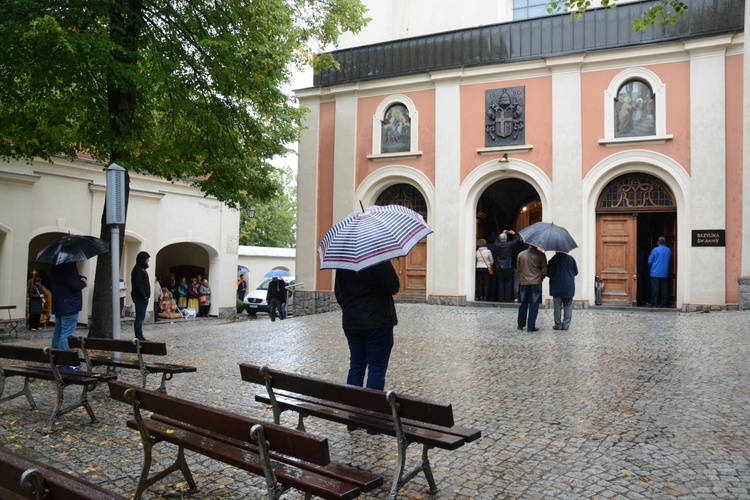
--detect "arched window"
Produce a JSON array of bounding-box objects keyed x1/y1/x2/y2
[
  {"x1": 615, "y1": 79, "x2": 655, "y2": 138},
  {"x1": 370, "y1": 95, "x2": 421, "y2": 160},
  {"x1": 597, "y1": 174, "x2": 675, "y2": 212},
  {"x1": 601, "y1": 68, "x2": 671, "y2": 145},
  {"x1": 376, "y1": 183, "x2": 427, "y2": 217}
]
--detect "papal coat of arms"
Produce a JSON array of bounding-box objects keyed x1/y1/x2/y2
[{"x1": 485, "y1": 87, "x2": 525, "y2": 146}]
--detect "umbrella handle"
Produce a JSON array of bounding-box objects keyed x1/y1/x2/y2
[{"x1": 359, "y1": 200, "x2": 365, "y2": 212}]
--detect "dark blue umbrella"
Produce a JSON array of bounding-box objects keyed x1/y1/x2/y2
[
  {"x1": 264, "y1": 269, "x2": 291, "y2": 279},
  {"x1": 238, "y1": 265, "x2": 250, "y2": 274},
  {"x1": 518, "y1": 222, "x2": 578, "y2": 253}
]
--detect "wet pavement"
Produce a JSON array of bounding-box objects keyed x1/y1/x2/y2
[{"x1": 1, "y1": 304, "x2": 749, "y2": 499}]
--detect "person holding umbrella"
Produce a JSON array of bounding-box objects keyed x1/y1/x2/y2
[
  {"x1": 130, "y1": 251, "x2": 151, "y2": 342},
  {"x1": 266, "y1": 276, "x2": 287, "y2": 321},
  {"x1": 320, "y1": 204, "x2": 431, "y2": 391},
  {"x1": 50, "y1": 262, "x2": 87, "y2": 366},
  {"x1": 335, "y1": 261, "x2": 400, "y2": 390},
  {"x1": 547, "y1": 252, "x2": 578, "y2": 330}
]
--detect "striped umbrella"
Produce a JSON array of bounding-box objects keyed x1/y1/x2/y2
[{"x1": 318, "y1": 205, "x2": 433, "y2": 272}]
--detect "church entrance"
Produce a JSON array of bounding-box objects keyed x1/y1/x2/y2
[
  {"x1": 596, "y1": 174, "x2": 677, "y2": 307},
  {"x1": 376, "y1": 184, "x2": 428, "y2": 299},
  {"x1": 476, "y1": 178, "x2": 541, "y2": 302}
]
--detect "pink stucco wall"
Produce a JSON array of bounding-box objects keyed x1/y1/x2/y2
[{"x1": 460, "y1": 77, "x2": 553, "y2": 182}]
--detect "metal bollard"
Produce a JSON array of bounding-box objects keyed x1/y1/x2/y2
[{"x1": 594, "y1": 275, "x2": 604, "y2": 306}]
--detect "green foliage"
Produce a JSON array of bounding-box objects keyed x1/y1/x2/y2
[
  {"x1": 239, "y1": 166, "x2": 297, "y2": 248},
  {"x1": 0, "y1": 0, "x2": 369, "y2": 206},
  {"x1": 546, "y1": 0, "x2": 688, "y2": 30},
  {"x1": 236, "y1": 298, "x2": 244, "y2": 313}
]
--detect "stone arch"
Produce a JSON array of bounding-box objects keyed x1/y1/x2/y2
[
  {"x1": 583, "y1": 150, "x2": 689, "y2": 306},
  {"x1": 460, "y1": 158, "x2": 553, "y2": 301}
]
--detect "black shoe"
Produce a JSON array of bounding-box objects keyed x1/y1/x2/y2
[
  {"x1": 528, "y1": 328, "x2": 539, "y2": 332},
  {"x1": 553, "y1": 325, "x2": 562, "y2": 330},
  {"x1": 517, "y1": 326, "x2": 524, "y2": 331},
  {"x1": 137, "y1": 337, "x2": 149, "y2": 342}
]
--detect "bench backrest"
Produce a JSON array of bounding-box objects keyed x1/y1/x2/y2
[
  {"x1": 108, "y1": 381, "x2": 331, "y2": 466},
  {"x1": 69, "y1": 336, "x2": 167, "y2": 356},
  {"x1": 0, "y1": 346, "x2": 80, "y2": 367},
  {"x1": 240, "y1": 363, "x2": 455, "y2": 428},
  {"x1": 0, "y1": 445, "x2": 126, "y2": 499}
]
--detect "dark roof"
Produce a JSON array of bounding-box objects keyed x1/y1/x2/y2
[{"x1": 313, "y1": 0, "x2": 744, "y2": 87}]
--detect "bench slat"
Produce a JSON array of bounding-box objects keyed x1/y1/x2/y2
[
  {"x1": 0, "y1": 446, "x2": 126, "y2": 499},
  {"x1": 69, "y1": 337, "x2": 167, "y2": 355},
  {"x1": 151, "y1": 414, "x2": 383, "y2": 492},
  {"x1": 1, "y1": 366, "x2": 115, "y2": 386},
  {"x1": 240, "y1": 363, "x2": 455, "y2": 427},
  {"x1": 257, "y1": 392, "x2": 467, "y2": 451},
  {"x1": 125, "y1": 419, "x2": 361, "y2": 500},
  {"x1": 109, "y1": 381, "x2": 330, "y2": 466},
  {"x1": 0, "y1": 346, "x2": 80, "y2": 366}
]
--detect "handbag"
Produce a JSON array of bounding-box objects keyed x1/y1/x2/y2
[
  {"x1": 199, "y1": 295, "x2": 207, "y2": 304},
  {"x1": 480, "y1": 251, "x2": 494, "y2": 275}
]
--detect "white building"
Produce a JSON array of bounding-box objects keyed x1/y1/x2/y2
[{"x1": 0, "y1": 156, "x2": 241, "y2": 326}]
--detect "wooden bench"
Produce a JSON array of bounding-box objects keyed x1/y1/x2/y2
[
  {"x1": 0, "y1": 305, "x2": 22, "y2": 339},
  {"x1": 0, "y1": 445, "x2": 126, "y2": 499},
  {"x1": 240, "y1": 363, "x2": 482, "y2": 498},
  {"x1": 108, "y1": 380, "x2": 383, "y2": 500},
  {"x1": 0, "y1": 345, "x2": 117, "y2": 434},
  {"x1": 69, "y1": 336, "x2": 196, "y2": 394}
]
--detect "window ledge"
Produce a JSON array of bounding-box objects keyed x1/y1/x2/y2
[
  {"x1": 599, "y1": 135, "x2": 673, "y2": 147},
  {"x1": 476, "y1": 145, "x2": 533, "y2": 155},
  {"x1": 367, "y1": 151, "x2": 423, "y2": 161}
]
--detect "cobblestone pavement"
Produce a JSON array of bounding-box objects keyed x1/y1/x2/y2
[{"x1": 1, "y1": 304, "x2": 749, "y2": 499}]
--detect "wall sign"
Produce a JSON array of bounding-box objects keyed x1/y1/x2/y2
[
  {"x1": 485, "y1": 87, "x2": 525, "y2": 147},
  {"x1": 692, "y1": 230, "x2": 725, "y2": 247}
]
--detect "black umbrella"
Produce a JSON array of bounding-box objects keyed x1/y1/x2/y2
[
  {"x1": 36, "y1": 235, "x2": 109, "y2": 265},
  {"x1": 518, "y1": 222, "x2": 578, "y2": 253}
]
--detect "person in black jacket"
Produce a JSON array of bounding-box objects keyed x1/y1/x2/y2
[
  {"x1": 334, "y1": 260, "x2": 400, "y2": 390},
  {"x1": 130, "y1": 251, "x2": 151, "y2": 342},
  {"x1": 50, "y1": 261, "x2": 87, "y2": 362},
  {"x1": 265, "y1": 277, "x2": 287, "y2": 321}
]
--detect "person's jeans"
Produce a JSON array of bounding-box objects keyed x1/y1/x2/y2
[
  {"x1": 651, "y1": 277, "x2": 668, "y2": 307},
  {"x1": 344, "y1": 327, "x2": 394, "y2": 390},
  {"x1": 52, "y1": 312, "x2": 79, "y2": 349},
  {"x1": 517, "y1": 284, "x2": 542, "y2": 330},
  {"x1": 133, "y1": 297, "x2": 149, "y2": 340},
  {"x1": 497, "y1": 268, "x2": 513, "y2": 302},
  {"x1": 553, "y1": 296, "x2": 573, "y2": 329}
]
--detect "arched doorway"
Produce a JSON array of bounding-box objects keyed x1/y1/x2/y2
[
  {"x1": 376, "y1": 184, "x2": 428, "y2": 299},
  {"x1": 476, "y1": 178, "x2": 541, "y2": 301},
  {"x1": 596, "y1": 174, "x2": 676, "y2": 306}
]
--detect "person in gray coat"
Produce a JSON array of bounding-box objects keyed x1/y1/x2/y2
[{"x1": 547, "y1": 252, "x2": 578, "y2": 330}]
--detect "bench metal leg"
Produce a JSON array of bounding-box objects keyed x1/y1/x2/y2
[
  {"x1": 0, "y1": 376, "x2": 37, "y2": 409},
  {"x1": 45, "y1": 383, "x2": 98, "y2": 434},
  {"x1": 135, "y1": 443, "x2": 197, "y2": 500},
  {"x1": 390, "y1": 441, "x2": 438, "y2": 499},
  {"x1": 251, "y1": 424, "x2": 289, "y2": 499},
  {"x1": 156, "y1": 373, "x2": 172, "y2": 394}
]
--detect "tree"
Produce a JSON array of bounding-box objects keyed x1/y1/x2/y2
[
  {"x1": 0, "y1": 0, "x2": 369, "y2": 336},
  {"x1": 240, "y1": 166, "x2": 297, "y2": 248},
  {"x1": 547, "y1": 0, "x2": 688, "y2": 30}
]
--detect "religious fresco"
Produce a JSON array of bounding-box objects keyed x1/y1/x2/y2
[
  {"x1": 381, "y1": 104, "x2": 411, "y2": 153},
  {"x1": 615, "y1": 80, "x2": 656, "y2": 137}
]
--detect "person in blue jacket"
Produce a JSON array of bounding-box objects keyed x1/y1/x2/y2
[
  {"x1": 547, "y1": 252, "x2": 578, "y2": 330},
  {"x1": 50, "y1": 261, "x2": 87, "y2": 367},
  {"x1": 647, "y1": 236, "x2": 672, "y2": 308}
]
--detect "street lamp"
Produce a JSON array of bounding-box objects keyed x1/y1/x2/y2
[{"x1": 245, "y1": 207, "x2": 256, "y2": 218}]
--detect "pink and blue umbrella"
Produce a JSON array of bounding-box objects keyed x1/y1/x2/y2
[{"x1": 318, "y1": 204, "x2": 433, "y2": 272}]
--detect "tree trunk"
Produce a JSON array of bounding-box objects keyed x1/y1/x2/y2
[{"x1": 88, "y1": 0, "x2": 142, "y2": 338}]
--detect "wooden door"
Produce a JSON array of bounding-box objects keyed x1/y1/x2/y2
[
  {"x1": 596, "y1": 214, "x2": 636, "y2": 304},
  {"x1": 393, "y1": 238, "x2": 427, "y2": 299}
]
